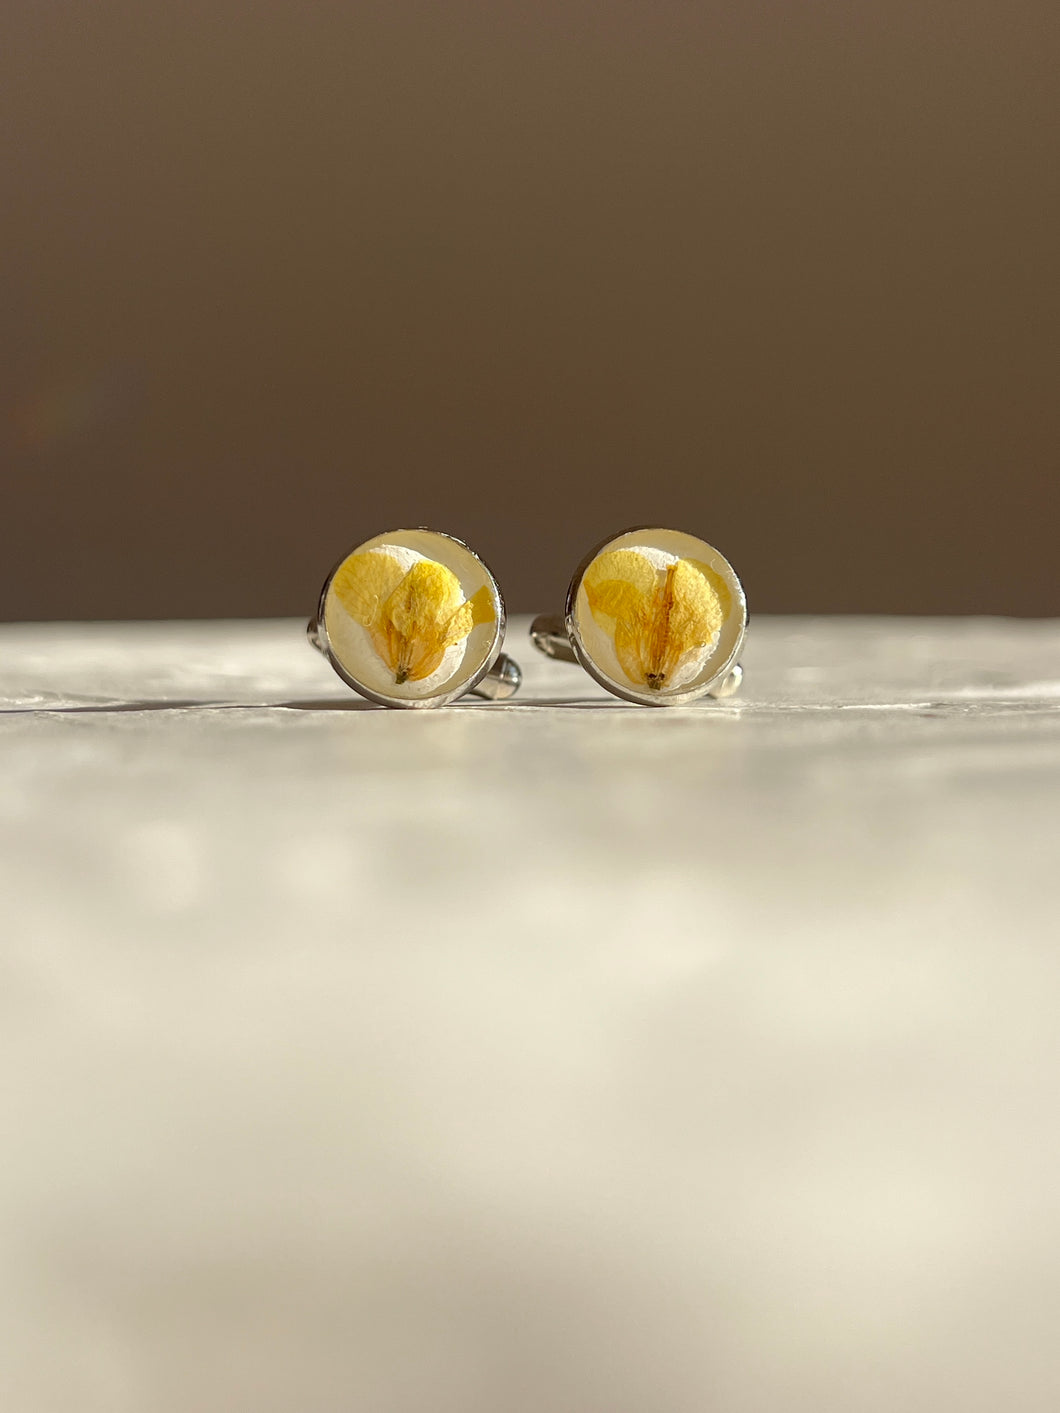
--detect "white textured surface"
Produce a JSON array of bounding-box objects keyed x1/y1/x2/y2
[{"x1": 2, "y1": 616, "x2": 1059, "y2": 1413}]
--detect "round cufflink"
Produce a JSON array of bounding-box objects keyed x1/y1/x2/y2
[
  {"x1": 308, "y1": 528, "x2": 521, "y2": 708},
  {"x1": 530, "y1": 527, "x2": 746, "y2": 706}
]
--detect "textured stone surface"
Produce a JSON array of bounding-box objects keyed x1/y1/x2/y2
[{"x1": 1, "y1": 617, "x2": 1059, "y2": 1412}]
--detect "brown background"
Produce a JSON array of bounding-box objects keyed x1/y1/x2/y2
[{"x1": 2, "y1": 1, "x2": 1058, "y2": 620}]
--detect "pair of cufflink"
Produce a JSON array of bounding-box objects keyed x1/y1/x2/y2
[{"x1": 307, "y1": 526, "x2": 746, "y2": 708}]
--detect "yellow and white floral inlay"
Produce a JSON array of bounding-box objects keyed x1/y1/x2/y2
[
  {"x1": 323, "y1": 532, "x2": 500, "y2": 701},
  {"x1": 572, "y1": 530, "x2": 745, "y2": 700},
  {"x1": 582, "y1": 549, "x2": 730, "y2": 692},
  {"x1": 332, "y1": 551, "x2": 492, "y2": 684}
]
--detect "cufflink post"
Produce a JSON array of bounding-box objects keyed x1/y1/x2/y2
[
  {"x1": 470, "y1": 653, "x2": 522, "y2": 700},
  {"x1": 529, "y1": 614, "x2": 578, "y2": 664}
]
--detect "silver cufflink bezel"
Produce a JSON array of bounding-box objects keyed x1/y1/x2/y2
[
  {"x1": 535, "y1": 525, "x2": 748, "y2": 707},
  {"x1": 308, "y1": 527, "x2": 520, "y2": 709}
]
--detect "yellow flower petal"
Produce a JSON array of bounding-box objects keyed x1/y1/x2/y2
[
  {"x1": 685, "y1": 559, "x2": 732, "y2": 624},
  {"x1": 613, "y1": 618, "x2": 649, "y2": 686},
  {"x1": 382, "y1": 560, "x2": 464, "y2": 639},
  {"x1": 330, "y1": 551, "x2": 407, "y2": 627},
  {"x1": 666, "y1": 559, "x2": 725, "y2": 650},
  {"x1": 443, "y1": 600, "x2": 474, "y2": 646},
  {"x1": 583, "y1": 549, "x2": 658, "y2": 626},
  {"x1": 402, "y1": 584, "x2": 493, "y2": 681},
  {"x1": 467, "y1": 584, "x2": 495, "y2": 627}
]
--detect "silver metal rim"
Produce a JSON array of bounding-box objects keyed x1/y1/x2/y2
[
  {"x1": 563, "y1": 526, "x2": 748, "y2": 708},
  {"x1": 314, "y1": 528, "x2": 507, "y2": 709}
]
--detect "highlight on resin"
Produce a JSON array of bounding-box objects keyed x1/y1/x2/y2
[
  {"x1": 330, "y1": 551, "x2": 493, "y2": 685},
  {"x1": 582, "y1": 550, "x2": 731, "y2": 692}
]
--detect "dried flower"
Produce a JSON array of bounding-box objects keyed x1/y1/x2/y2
[
  {"x1": 332, "y1": 552, "x2": 492, "y2": 684},
  {"x1": 583, "y1": 550, "x2": 730, "y2": 691}
]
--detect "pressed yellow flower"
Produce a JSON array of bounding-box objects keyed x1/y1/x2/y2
[
  {"x1": 583, "y1": 549, "x2": 730, "y2": 691},
  {"x1": 331, "y1": 552, "x2": 493, "y2": 684}
]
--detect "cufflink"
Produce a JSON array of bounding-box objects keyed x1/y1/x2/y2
[
  {"x1": 308, "y1": 528, "x2": 521, "y2": 707},
  {"x1": 530, "y1": 527, "x2": 746, "y2": 706}
]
